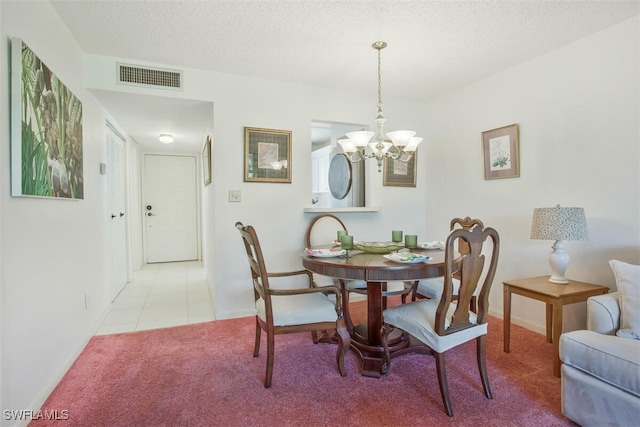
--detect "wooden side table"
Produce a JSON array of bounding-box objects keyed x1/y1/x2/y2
[{"x1": 503, "y1": 276, "x2": 609, "y2": 377}]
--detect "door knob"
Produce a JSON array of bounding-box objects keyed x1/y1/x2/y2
[
  {"x1": 146, "y1": 205, "x2": 152, "y2": 210},
  {"x1": 120, "y1": 212, "x2": 125, "y2": 217},
  {"x1": 111, "y1": 214, "x2": 116, "y2": 219},
  {"x1": 147, "y1": 212, "x2": 155, "y2": 216}
]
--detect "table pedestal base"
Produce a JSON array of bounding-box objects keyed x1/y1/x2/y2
[{"x1": 350, "y1": 322, "x2": 430, "y2": 377}]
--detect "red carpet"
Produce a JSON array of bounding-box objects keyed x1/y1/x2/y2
[{"x1": 31, "y1": 300, "x2": 574, "y2": 426}]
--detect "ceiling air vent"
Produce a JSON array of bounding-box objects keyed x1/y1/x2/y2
[{"x1": 117, "y1": 63, "x2": 183, "y2": 91}]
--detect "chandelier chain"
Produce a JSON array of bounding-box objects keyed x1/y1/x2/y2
[{"x1": 377, "y1": 46, "x2": 383, "y2": 112}]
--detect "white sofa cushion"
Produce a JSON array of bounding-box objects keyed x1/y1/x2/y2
[
  {"x1": 609, "y1": 260, "x2": 640, "y2": 339},
  {"x1": 560, "y1": 329, "x2": 640, "y2": 397}
]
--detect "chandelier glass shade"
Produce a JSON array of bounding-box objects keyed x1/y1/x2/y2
[{"x1": 338, "y1": 41, "x2": 422, "y2": 172}]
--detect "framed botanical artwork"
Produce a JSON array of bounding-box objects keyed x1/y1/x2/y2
[
  {"x1": 244, "y1": 127, "x2": 292, "y2": 183},
  {"x1": 202, "y1": 135, "x2": 211, "y2": 186},
  {"x1": 482, "y1": 123, "x2": 520, "y2": 180},
  {"x1": 11, "y1": 37, "x2": 84, "y2": 199},
  {"x1": 383, "y1": 151, "x2": 417, "y2": 187}
]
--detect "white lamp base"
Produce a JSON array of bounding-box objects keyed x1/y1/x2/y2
[{"x1": 548, "y1": 240, "x2": 570, "y2": 284}]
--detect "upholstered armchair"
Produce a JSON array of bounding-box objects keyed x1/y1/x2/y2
[{"x1": 560, "y1": 260, "x2": 640, "y2": 426}]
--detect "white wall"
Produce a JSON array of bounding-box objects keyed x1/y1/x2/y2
[
  {"x1": 0, "y1": 1, "x2": 119, "y2": 421},
  {"x1": 423, "y1": 16, "x2": 639, "y2": 332}
]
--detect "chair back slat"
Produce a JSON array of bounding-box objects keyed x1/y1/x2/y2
[
  {"x1": 236, "y1": 222, "x2": 272, "y2": 313},
  {"x1": 435, "y1": 225, "x2": 500, "y2": 335},
  {"x1": 449, "y1": 217, "x2": 485, "y2": 265},
  {"x1": 305, "y1": 214, "x2": 347, "y2": 248}
]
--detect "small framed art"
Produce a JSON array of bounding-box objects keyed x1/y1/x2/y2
[
  {"x1": 202, "y1": 135, "x2": 211, "y2": 186},
  {"x1": 482, "y1": 123, "x2": 520, "y2": 180},
  {"x1": 244, "y1": 127, "x2": 292, "y2": 183},
  {"x1": 383, "y1": 151, "x2": 417, "y2": 187}
]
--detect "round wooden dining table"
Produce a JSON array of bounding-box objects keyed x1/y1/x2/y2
[{"x1": 301, "y1": 247, "x2": 446, "y2": 377}]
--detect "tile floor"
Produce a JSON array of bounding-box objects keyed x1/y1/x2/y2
[{"x1": 95, "y1": 261, "x2": 215, "y2": 335}]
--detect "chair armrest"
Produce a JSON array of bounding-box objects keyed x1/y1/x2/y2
[
  {"x1": 268, "y1": 284, "x2": 340, "y2": 297},
  {"x1": 587, "y1": 292, "x2": 620, "y2": 335},
  {"x1": 268, "y1": 269, "x2": 313, "y2": 279},
  {"x1": 266, "y1": 269, "x2": 343, "y2": 308},
  {"x1": 267, "y1": 269, "x2": 315, "y2": 288}
]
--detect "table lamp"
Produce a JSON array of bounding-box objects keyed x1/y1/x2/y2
[{"x1": 530, "y1": 205, "x2": 588, "y2": 284}]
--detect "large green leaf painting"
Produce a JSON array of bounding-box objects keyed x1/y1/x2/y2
[{"x1": 18, "y1": 40, "x2": 83, "y2": 199}]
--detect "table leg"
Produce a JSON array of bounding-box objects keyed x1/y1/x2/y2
[
  {"x1": 552, "y1": 302, "x2": 562, "y2": 377},
  {"x1": 367, "y1": 282, "x2": 383, "y2": 346},
  {"x1": 546, "y1": 303, "x2": 553, "y2": 343},
  {"x1": 340, "y1": 280, "x2": 354, "y2": 333},
  {"x1": 503, "y1": 285, "x2": 511, "y2": 353}
]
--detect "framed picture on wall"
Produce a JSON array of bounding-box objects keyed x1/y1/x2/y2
[
  {"x1": 383, "y1": 151, "x2": 417, "y2": 187},
  {"x1": 202, "y1": 135, "x2": 211, "y2": 186},
  {"x1": 11, "y1": 37, "x2": 84, "y2": 199},
  {"x1": 244, "y1": 127, "x2": 292, "y2": 183},
  {"x1": 482, "y1": 123, "x2": 520, "y2": 180}
]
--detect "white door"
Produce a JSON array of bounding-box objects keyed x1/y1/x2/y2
[
  {"x1": 143, "y1": 154, "x2": 198, "y2": 263},
  {"x1": 107, "y1": 124, "x2": 129, "y2": 301}
]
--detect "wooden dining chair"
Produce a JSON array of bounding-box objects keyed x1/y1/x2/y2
[
  {"x1": 412, "y1": 217, "x2": 485, "y2": 312},
  {"x1": 236, "y1": 221, "x2": 350, "y2": 388},
  {"x1": 382, "y1": 224, "x2": 500, "y2": 416},
  {"x1": 305, "y1": 214, "x2": 413, "y2": 310},
  {"x1": 305, "y1": 214, "x2": 351, "y2": 288}
]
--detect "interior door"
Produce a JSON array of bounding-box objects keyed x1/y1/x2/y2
[
  {"x1": 144, "y1": 154, "x2": 198, "y2": 263},
  {"x1": 106, "y1": 124, "x2": 129, "y2": 301}
]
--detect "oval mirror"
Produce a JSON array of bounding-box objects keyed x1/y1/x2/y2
[{"x1": 328, "y1": 153, "x2": 352, "y2": 200}]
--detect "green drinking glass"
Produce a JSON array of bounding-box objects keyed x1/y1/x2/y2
[
  {"x1": 404, "y1": 234, "x2": 418, "y2": 249},
  {"x1": 340, "y1": 235, "x2": 353, "y2": 250}
]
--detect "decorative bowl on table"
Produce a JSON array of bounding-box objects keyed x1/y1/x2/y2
[
  {"x1": 353, "y1": 241, "x2": 404, "y2": 254},
  {"x1": 305, "y1": 248, "x2": 347, "y2": 258},
  {"x1": 383, "y1": 252, "x2": 432, "y2": 264},
  {"x1": 418, "y1": 241, "x2": 445, "y2": 250}
]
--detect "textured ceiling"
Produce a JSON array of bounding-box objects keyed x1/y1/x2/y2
[{"x1": 49, "y1": 0, "x2": 639, "y2": 152}]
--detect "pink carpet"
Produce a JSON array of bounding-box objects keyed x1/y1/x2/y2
[{"x1": 30, "y1": 300, "x2": 575, "y2": 426}]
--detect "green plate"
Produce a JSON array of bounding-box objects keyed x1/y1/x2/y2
[{"x1": 354, "y1": 241, "x2": 404, "y2": 254}]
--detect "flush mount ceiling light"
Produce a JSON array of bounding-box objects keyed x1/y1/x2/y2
[
  {"x1": 159, "y1": 133, "x2": 174, "y2": 144},
  {"x1": 338, "y1": 41, "x2": 422, "y2": 172}
]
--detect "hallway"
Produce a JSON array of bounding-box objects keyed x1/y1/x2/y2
[{"x1": 96, "y1": 261, "x2": 215, "y2": 335}]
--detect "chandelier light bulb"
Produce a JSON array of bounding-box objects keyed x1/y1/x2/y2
[
  {"x1": 404, "y1": 137, "x2": 423, "y2": 153},
  {"x1": 346, "y1": 131, "x2": 374, "y2": 148},
  {"x1": 338, "y1": 138, "x2": 357, "y2": 154},
  {"x1": 386, "y1": 131, "x2": 416, "y2": 148}
]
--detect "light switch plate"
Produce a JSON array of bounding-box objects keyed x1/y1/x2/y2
[{"x1": 229, "y1": 190, "x2": 241, "y2": 202}]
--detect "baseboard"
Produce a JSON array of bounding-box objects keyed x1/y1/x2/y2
[
  {"x1": 24, "y1": 325, "x2": 99, "y2": 427},
  {"x1": 488, "y1": 308, "x2": 546, "y2": 335}
]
